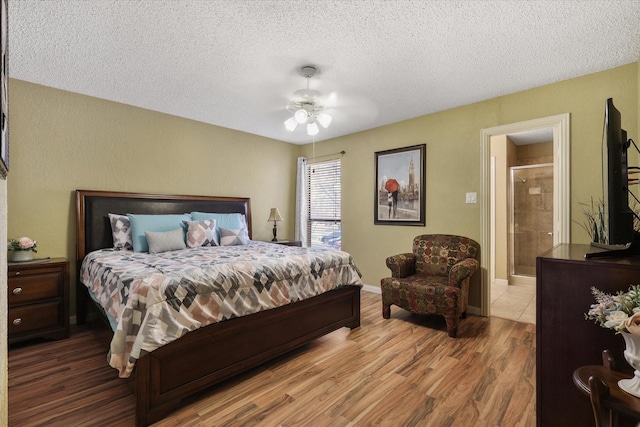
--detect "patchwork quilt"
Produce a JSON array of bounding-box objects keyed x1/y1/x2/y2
[{"x1": 80, "y1": 241, "x2": 363, "y2": 378}]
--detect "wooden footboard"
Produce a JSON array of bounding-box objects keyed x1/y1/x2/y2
[{"x1": 135, "y1": 285, "x2": 361, "y2": 426}]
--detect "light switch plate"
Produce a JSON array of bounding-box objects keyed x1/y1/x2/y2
[{"x1": 465, "y1": 192, "x2": 477, "y2": 204}]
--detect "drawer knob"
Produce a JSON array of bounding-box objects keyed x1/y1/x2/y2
[
  {"x1": 12, "y1": 287, "x2": 23, "y2": 295},
  {"x1": 15, "y1": 271, "x2": 20, "y2": 275},
  {"x1": 12, "y1": 318, "x2": 22, "y2": 326}
]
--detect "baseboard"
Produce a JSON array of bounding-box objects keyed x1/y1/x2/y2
[
  {"x1": 467, "y1": 306, "x2": 481, "y2": 316},
  {"x1": 493, "y1": 278, "x2": 508, "y2": 287},
  {"x1": 362, "y1": 284, "x2": 380, "y2": 294}
]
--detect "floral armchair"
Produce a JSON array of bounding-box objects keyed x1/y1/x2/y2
[{"x1": 380, "y1": 234, "x2": 480, "y2": 337}]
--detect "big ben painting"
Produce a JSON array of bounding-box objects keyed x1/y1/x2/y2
[{"x1": 374, "y1": 144, "x2": 425, "y2": 226}]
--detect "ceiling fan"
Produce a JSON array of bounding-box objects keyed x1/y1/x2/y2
[{"x1": 284, "y1": 66, "x2": 332, "y2": 136}]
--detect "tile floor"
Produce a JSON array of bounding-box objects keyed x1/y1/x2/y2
[{"x1": 490, "y1": 279, "x2": 536, "y2": 324}]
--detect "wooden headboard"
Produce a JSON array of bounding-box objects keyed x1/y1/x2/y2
[{"x1": 75, "y1": 189, "x2": 252, "y2": 264}]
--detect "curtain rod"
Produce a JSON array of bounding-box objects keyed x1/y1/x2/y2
[{"x1": 310, "y1": 150, "x2": 345, "y2": 161}]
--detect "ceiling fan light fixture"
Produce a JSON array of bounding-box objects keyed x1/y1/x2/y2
[
  {"x1": 307, "y1": 122, "x2": 319, "y2": 136},
  {"x1": 284, "y1": 116, "x2": 298, "y2": 132},
  {"x1": 316, "y1": 112, "x2": 332, "y2": 128},
  {"x1": 284, "y1": 65, "x2": 333, "y2": 137}
]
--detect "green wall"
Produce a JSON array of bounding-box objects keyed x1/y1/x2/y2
[
  {"x1": 301, "y1": 62, "x2": 639, "y2": 308},
  {"x1": 7, "y1": 79, "x2": 298, "y2": 316},
  {"x1": 7, "y1": 62, "x2": 640, "y2": 315}
]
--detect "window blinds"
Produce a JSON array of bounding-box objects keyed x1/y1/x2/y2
[{"x1": 306, "y1": 159, "x2": 341, "y2": 249}]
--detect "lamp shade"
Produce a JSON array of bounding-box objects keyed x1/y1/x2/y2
[
  {"x1": 267, "y1": 208, "x2": 284, "y2": 222},
  {"x1": 294, "y1": 109, "x2": 308, "y2": 124},
  {"x1": 284, "y1": 116, "x2": 298, "y2": 131},
  {"x1": 307, "y1": 121, "x2": 319, "y2": 136},
  {"x1": 316, "y1": 112, "x2": 332, "y2": 128}
]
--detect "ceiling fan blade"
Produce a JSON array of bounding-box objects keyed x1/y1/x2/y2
[{"x1": 322, "y1": 91, "x2": 380, "y2": 124}]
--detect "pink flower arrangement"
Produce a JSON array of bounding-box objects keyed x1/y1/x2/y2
[{"x1": 7, "y1": 237, "x2": 37, "y2": 252}]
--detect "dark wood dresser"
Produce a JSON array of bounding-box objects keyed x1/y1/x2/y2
[
  {"x1": 537, "y1": 244, "x2": 640, "y2": 427},
  {"x1": 8, "y1": 257, "x2": 70, "y2": 344}
]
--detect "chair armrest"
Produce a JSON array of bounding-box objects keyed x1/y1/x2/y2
[
  {"x1": 385, "y1": 253, "x2": 416, "y2": 278},
  {"x1": 449, "y1": 258, "x2": 479, "y2": 286}
]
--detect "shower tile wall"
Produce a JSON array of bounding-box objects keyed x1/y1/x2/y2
[{"x1": 512, "y1": 165, "x2": 554, "y2": 276}]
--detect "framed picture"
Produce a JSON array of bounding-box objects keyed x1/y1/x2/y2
[
  {"x1": 0, "y1": 0, "x2": 8, "y2": 178},
  {"x1": 374, "y1": 144, "x2": 425, "y2": 226}
]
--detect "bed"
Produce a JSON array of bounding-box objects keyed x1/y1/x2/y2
[{"x1": 75, "y1": 190, "x2": 362, "y2": 426}]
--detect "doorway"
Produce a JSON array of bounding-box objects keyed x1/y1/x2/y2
[
  {"x1": 491, "y1": 138, "x2": 554, "y2": 323},
  {"x1": 480, "y1": 114, "x2": 570, "y2": 319}
]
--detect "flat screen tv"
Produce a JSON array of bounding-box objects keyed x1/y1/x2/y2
[{"x1": 601, "y1": 98, "x2": 634, "y2": 247}]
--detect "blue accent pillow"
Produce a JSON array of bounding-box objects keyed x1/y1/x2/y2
[
  {"x1": 127, "y1": 213, "x2": 191, "y2": 252},
  {"x1": 190, "y1": 212, "x2": 247, "y2": 241}
]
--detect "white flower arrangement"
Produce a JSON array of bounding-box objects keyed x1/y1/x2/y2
[
  {"x1": 585, "y1": 285, "x2": 640, "y2": 336},
  {"x1": 586, "y1": 285, "x2": 640, "y2": 335}
]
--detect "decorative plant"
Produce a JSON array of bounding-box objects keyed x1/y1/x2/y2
[
  {"x1": 586, "y1": 285, "x2": 640, "y2": 335},
  {"x1": 575, "y1": 195, "x2": 640, "y2": 244},
  {"x1": 631, "y1": 197, "x2": 640, "y2": 234},
  {"x1": 575, "y1": 197, "x2": 605, "y2": 244},
  {"x1": 7, "y1": 237, "x2": 37, "y2": 252}
]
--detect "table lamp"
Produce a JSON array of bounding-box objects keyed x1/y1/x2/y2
[{"x1": 267, "y1": 208, "x2": 284, "y2": 241}]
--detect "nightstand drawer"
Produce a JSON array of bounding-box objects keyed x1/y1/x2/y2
[
  {"x1": 8, "y1": 301, "x2": 63, "y2": 335},
  {"x1": 8, "y1": 272, "x2": 63, "y2": 305},
  {"x1": 8, "y1": 263, "x2": 63, "y2": 278}
]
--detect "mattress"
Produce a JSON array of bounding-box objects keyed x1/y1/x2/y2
[{"x1": 80, "y1": 241, "x2": 363, "y2": 377}]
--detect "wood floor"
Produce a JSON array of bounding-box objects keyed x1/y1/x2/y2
[{"x1": 8, "y1": 291, "x2": 536, "y2": 426}]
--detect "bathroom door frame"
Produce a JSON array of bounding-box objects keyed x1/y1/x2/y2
[{"x1": 480, "y1": 114, "x2": 570, "y2": 316}]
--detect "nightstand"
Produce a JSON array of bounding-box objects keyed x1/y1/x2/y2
[
  {"x1": 8, "y1": 257, "x2": 70, "y2": 344},
  {"x1": 271, "y1": 240, "x2": 302, "y2": 247}
]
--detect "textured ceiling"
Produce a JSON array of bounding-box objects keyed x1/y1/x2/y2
[{"x1": 8, "y1": 0, "x2": 640, "y2": 145}]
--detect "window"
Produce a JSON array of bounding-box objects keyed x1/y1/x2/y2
[{"x1": 307, "y1": 159, "x2": 341, "y2": 250}]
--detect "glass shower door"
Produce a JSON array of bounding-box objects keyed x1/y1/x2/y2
[{"x1": 510, "y1": 164, "x2": 554, "y2": 278}]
